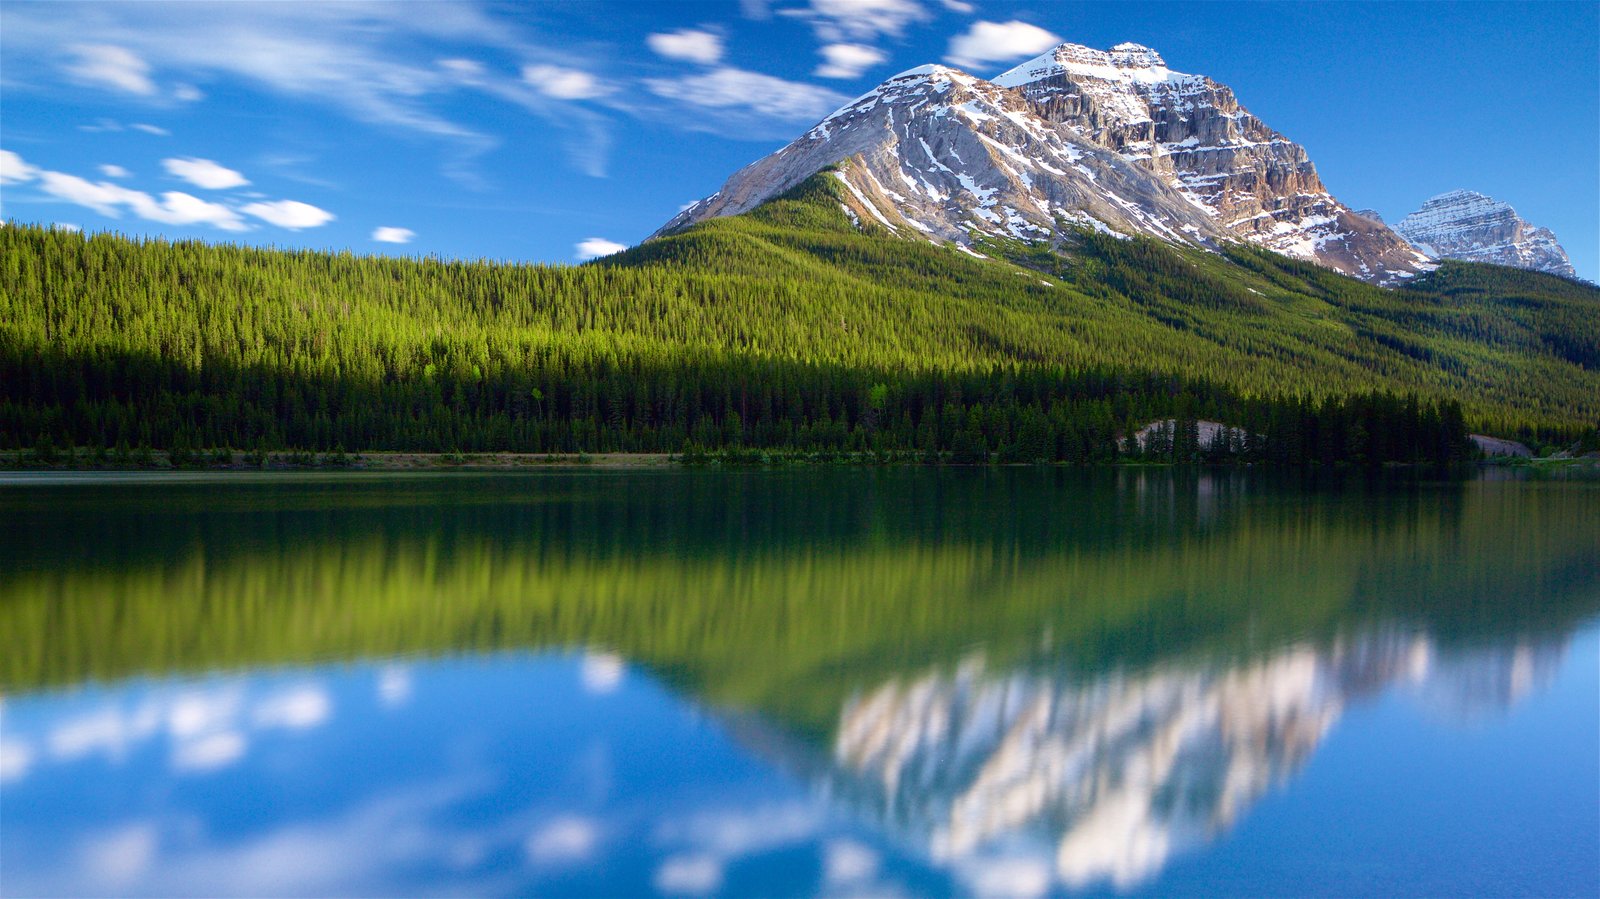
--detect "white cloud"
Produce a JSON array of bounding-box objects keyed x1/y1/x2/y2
[
  {"x1": 36, "y1": 169, "x2": 249, "y2": 231},
  {"x1": 815, "y1": 43, "x2": 887, "y2": 79},
  {"x1": 784, "y1": 0, "x2": 931, "y2": 42},
  {"x1": 945, "y1": 20, "x2": 1061, "y2": 70},
  {"x1": 99, "y1": 164, "x2": 131, "y2": 178},
  {"x1": 654, "y1": 854, "x2": 723, "y2": 894},
  {"x1": 162, "y1": 157, "x2": 249, "y2": 190},
  {"x1": 74, "y1": 120, "x2": 168, "y2": 136},
  {"x1": 371, "y1": 226, "x2": 416, "y2": 244},
  {"x1": 64, "y1": 44, "x2": 156, "y2": 95},
  {"x1": 525, "y1": 816, "x2": 599, "y2": 864},
  {"x1": 241, "y1": 200, "x2": 335, "y2": 230},
  {"x1": 647, "y1": 29, "x2": 724, "y2": 65},
  {"x1": 53, "y1": 222, "x2": 83, "y2": 232},
  {"x1": 576, "y1": 237, "x2": 626, "y2": 260},
  {"x1": 644, "y1": 67, "x2": 848, "y2": 122},
  {"x1": 437, "y1": 58, "x2": 487, "y2": 83},
  {"x1": 5, "y1": 4, "x2": 519, "y2": 179},
  {"x1": 940, "y1": 0, "x2": 975, "y2": 12},
  {"x1": 522, "y1": 64, "x2": 609, "y2": 100},
  {"x1": 173, "y1": 83, "x2": 205, "y2": 102},
  {"x1": 1, "y1": 149, "x2": 40, "y2": 185}
]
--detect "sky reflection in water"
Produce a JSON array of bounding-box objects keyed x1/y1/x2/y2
[{"x1": 1, "y1": 470, "x2": 1596, "y2": 896}]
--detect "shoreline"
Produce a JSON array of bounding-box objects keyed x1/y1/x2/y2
[
  {"x1": 0, "y1": 450, "x2": 677, "y2": 471},
  {"x1": 2, "y1": 448, "x2": 1596, "y2": 473}
]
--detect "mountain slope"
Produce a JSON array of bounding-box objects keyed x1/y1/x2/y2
[
  {"x1": 660, "y1": 41, "x2": 1433, "y2": 285},
  {"x1": 637, "y1": 173, "x2": 1600, "y2": 429},
  {"x1": 1394, "y1": 190, "x2": 1577, "y2": 278}
]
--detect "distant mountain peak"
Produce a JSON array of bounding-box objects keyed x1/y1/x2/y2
[
  {"x1": 1394, "y1": 191, "x2": 1575, "y2": 278},
  {"x1": 655, "y1": 40, "x2": 1434, "y2": 285}
]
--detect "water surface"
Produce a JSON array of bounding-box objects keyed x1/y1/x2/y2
[{"x1": 2, "y1": 469, "x2": 1596, "y2": 896}]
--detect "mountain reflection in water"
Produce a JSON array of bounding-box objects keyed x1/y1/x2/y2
[
  {"x1": 1, "y1": 468, "x2": 1596, "y2": 897},
  {"x1": 829, "y1": 632, "x2": 1564, "y2": 891}
]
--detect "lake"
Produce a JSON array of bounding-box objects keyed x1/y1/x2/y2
[{"x1": 1, "y1": 468, "x2": 1596, "y2": 897}]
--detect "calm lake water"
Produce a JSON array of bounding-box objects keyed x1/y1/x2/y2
[{"x1": 2, "y1": 468, "x2": 1596, "y2": 897}]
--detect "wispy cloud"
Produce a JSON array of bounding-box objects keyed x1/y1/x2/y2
[
  {"x1": 4, "y1": 2, "x2": 875, "y2": 185},
  {"x1": 782, "y1": 0, "x2": 931, "y2": 43},
  {"x1": 643, "y1": 68, "x2": 849, "y2": 135},
  {"x1": 98, "y1": 164, "x2": 131, "y2": 178},
  {"x1": 1, "y1": 150, "x2": 40, "y2": 185},
  {"x1": 75, "y1": 120, "x2": 169, "y2": 136},
  {"x1": 1, "y1": 3, "x2": 592, "y2": 182},
  {"x1": 62, "y1": 44, "x2": 156, "y2": 95},
  {"x1": 37, "y1": 170, "x2": 248, "y2": 230},
  {"x1": 4, "y1": 148, "x2": 333, "y2": 233},
  {"x1": 945, "y1": 20, "x2": 1061, "y2": 70}
]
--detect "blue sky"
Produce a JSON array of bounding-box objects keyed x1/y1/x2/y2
[{"x1": 2, "y1": 1, "x2": 1595, "y2": 279}]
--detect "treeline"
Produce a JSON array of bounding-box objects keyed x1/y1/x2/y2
[{"x1": 1, "y1": 335, "x2": 1472, "y2": 465}]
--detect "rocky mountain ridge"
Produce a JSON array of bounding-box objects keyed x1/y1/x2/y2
[
  {"x1": 656, "y1": 41, "x2": 1435, "y2": 285},
  {"x1": 1393, "y1": 190, "x2": 1576, "y2": 278},
  {"x1": 990, "y1": 43, "x2": 1429, "y2": 281}
]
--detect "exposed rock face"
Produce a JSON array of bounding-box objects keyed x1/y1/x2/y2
[
  {"x1": 657, "y1": 65, "x2": 1232, "y2": 250},
  {"x1": 657, "y1": 42, "x2": 1435, "y2": 285},
  {"x1": 991, "y1": 43, "x2": 1431, "y2": 283},
  {"x1": 1393, "y1": 190, "x2": 1576, "y2": 278}
]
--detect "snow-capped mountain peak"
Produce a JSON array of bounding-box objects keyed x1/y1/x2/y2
[
  {"x1": 995, "y1": 41, "x2": 1188, "y2": 92},
  {"x1": 655, "y1": 40, "x2": 1435, "y2": 285}
]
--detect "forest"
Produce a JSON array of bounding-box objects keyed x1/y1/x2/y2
[{"x1": 2, "y1": 174, "x2": 1596, "y2": 465}]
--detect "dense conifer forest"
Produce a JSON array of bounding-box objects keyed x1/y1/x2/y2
[{"x1": 3, "y1": 176, "x2": 1596, "y2": 464}]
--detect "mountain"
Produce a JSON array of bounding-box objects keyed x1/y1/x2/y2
[
  {"x1": 991, "y1": 43, "x2": 1430, "y2": 283},
  {"x1": 1393, "y1": 190, "x2": 1577, "y2": 278},
  {"x1": 657, "y1": 42, "x2": 1433, "y2": 285}
]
